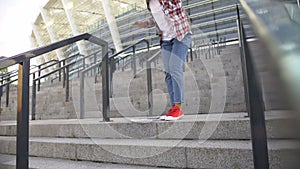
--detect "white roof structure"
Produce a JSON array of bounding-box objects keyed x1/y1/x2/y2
[{"x1": 30, "y1": 0, "x2": 146, "y2": 64}]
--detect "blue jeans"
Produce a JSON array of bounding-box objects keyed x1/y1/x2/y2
[{"x1": 161, "y1": 34, "x2": 192, "y2": 106}]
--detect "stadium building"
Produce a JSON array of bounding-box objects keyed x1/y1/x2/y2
[{"x1": 30, "y1": 0, "x2": 247, "y2": 65}]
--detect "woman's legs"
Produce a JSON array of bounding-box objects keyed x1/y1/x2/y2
[
  {"x1": 161, "y1": 39, "x2": 175, "y2": 106},
  {"x1": 161, "y1": 34, "x2": 191, "y2": 118}
]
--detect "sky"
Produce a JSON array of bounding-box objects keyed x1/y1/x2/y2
[{"x1": 0, "y1": 0, "x2": 48, "y2": 57}]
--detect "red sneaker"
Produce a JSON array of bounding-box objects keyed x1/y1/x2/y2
[
  {"x1": 165, "y1": 105, "x2": 184, "y2": 121},
  {"x1": 159, "y1": 106, "x2": 174, "y2": 120}
]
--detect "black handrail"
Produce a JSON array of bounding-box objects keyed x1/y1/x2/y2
[
  {"x1": 35, "y1": 59, "x2": 59, "y2": 68},
  {"x1": 0, "y1": 50, "x2": 100, "y2": 92},
  {"x1": 0, "y1": 60, "x2": 60, "y2": 91},
  {"x1": 32, "y1": 50, "x2": 101, "y2": 90},
  {"x1": 146, "y1": 50, "x2": 161, "y2": 116},
  {"x1": 237, "y1": 0, "x2": 292, "y2": 169},
  {"x1": 0, "y1": 70, "x2": 18, "y2": 81},
  {"x1": 49, "y1": 48, "x2": 115, "y2": 83},
  {"x1": 0, "y1": 64, "x2": 37, "y2": 77},
  {"x1": 31, "y1": 61, "x2": 73, "y2": 120},
  {"x1": 112, "y1": 43, "x2": 152, "y2": 77},
  {"x1": 79, "y1": 39, "x2": 149, "y2": 120},
  {"x1": 0, "y1": 58, "x2": 71, "y2": 108},
  {"x1": 236, "y1": 0, "x2": 300, "y2": 168},
  {"x1": 236, "y1": 4, "x2": 269, "y2": 169},
  {"x1": 32, "y1": 59, "x2": 60, "y2": 90},
  {"x1": 0, "y1": 60, "x2": 60, "y2": 108},
  {"x1": 0, "y1": 33, "x2": 108, "y2": 169},
  {"x1": 0, "y1": 69, "x2": 18, "y2": 108},
  {"x1": 0, "y1": 60, "x2": 58, "y2": 84},
  {"x1": 0, "y1": 34, "x2": 106, "y2": 69},
  {"x1": 31, "y1": 50, "x2": 102, "y2": 120}
]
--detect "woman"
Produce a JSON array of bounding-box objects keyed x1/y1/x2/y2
[{"x1": 133, "y1": 0, "x2": 192, "y2": 121}]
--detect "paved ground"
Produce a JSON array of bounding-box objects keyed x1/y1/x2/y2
[{"x1": 0, "y1": 154, "x2": 172, "y2": 169}]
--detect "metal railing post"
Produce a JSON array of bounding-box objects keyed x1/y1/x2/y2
[
  {"x1": 102, "y1": 43, "x2": 110, "y2": 121},
  {"x1": 0, "y1": 33, "x2": 110, "y2": 169},
  {"x1": 38, "y1": 65, "x2": 41, "y2": 91},
  {"x1": 94, "y1": 68, "x2": 98, "y2": 84},
  {"x1": 80, "y1": 72, "x2": 85, "y2": 119},
  {"x1": 190, "y1": 46, "x2": 193, "y2": 62},
  {"x1": 32, "y1": 80, "x2": 37, "y2": 120},
  {"x1": 59, "y1": 62, "x2": 62, "y2": 82},
  {"x1": 83, "y1": 55, "x2": 86, "y2": 76},
  {"x1": 79, "y1": 38, "x2": 146, "y2": 121},
  {"x1": 146, "y1": 61, "x2": 153, "y2": 116},
  {"x1": 6, "y1": 77, "x2": 10, "y2": 107},
  {"x1": 146, "y1": 41, "x2": 153, "y2": 116},
  {"x1": 109, "y1": 59, "x2": 113, "y2": 98},
  {"x1": 94, "y1": 53, "x2": 97, "y2": 76},
  {"x1": 16, "y1": 58, "x2": 30, "y2": 169},
  {"x1": 132, "y1": 46, "x2": 137, "y2": 78},
  {"x1": 63, "y1": 60, "x2": 66, "y2": 88},
  {"x1": 65, "y1": 66, "x2": 70, "y2": 102},
  {"x1": 0, "y1": 86, "x2": 2, "y2": 110},
  {"x1": 122, "y1": 58, "x2": 125, "y2": 72}
]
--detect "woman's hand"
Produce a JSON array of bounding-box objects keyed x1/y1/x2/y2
[{"x1": 132, "y1": 21, "x2": 147, "y2": 28}]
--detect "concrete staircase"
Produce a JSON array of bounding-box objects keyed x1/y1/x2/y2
[
  {"x1": 0, "y1": 41, "x2": 283, "y2": 121},
  {"x1": 0, "y1": 40, "x2": 299, "y2": 168},
  {"x1": 0, "y1": 111, "x2": 299, "y2": 168}
]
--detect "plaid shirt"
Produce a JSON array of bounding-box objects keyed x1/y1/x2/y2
[{"x1": 147, "y1": 0, "x2": 192, "y2": 41}]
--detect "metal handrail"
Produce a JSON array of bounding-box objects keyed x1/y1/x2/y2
[
  {"x1": 30, "y1": 57, "x2": 75, "y2": 75},
  {"x1": 236, "y1": 3, "x2": 271, "y2": 168},
  {"x1": 191, "y1": 15, "x2": 246, "y2": 29},
  {"x1": 79, "y1": 39, "x2": 149, "y2": 120},
  {"x1": 146, "y1": 50, "x2": 161, "y2": 116},
  {"x1": 0, "y1": 60, "x2": 58, "y2": 84},
  {"x1": 0, "y1": 51, "x2": 101, "y2": 108},
  {"x1": 31, "y1": 58, "x2": 85, "y2": 120},
  {"x1": 0, "y1": 34, "x2": 104, "y2": 69},
  {"x1": 1, "y1": 63, "x2": 38, "y2": 79},
  {"x1": 0, "y1": 60, "x2": 60, "y2": 108},
  {"x1": 36, "y1": 59, "x2": 59, "y2": 68},
  {"x1": 239, "y1": 1, "x2": 300, "y2": 113},
  {"x1": 49, "y1": 48, "x2": 115, "y2": 83},
  {"x1": 30, "y1": 49, "x2": 106, "y2": 120},
  {"x1": 32, "y1": 51, "x2": 100, "y2": 88},
  {"x1": 0, "y1": 33, "x2": 108, "y2": 169},
  {"x1": 0, "y1": 70, "x2": 18, "y2": 79},
  {"x1": 189, "y1": 4, "x2": 238, "y2": 19},
  {"x1": 237, "y1": 1, "x2": 300, "y2": 168},
  {"x1": 112, "y1": 40, "x2": 150, "y2": 63},
  {"x1": 184, "y1": 0, "x2": 227, "y2": 9}
]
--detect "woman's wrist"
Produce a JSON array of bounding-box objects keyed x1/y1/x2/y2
[{"x1": 133, "y1": 21, "x2": 147, "y2": 28}]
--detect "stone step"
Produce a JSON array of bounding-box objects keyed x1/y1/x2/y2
[
  {"x1": 0, "y1": 154, "x2": 169, "y2": 169},
  {"x1": 0, "y1": 111, "x2": 297, "y2": 140},
  {"x1": 0, "y1": 136, "x2": 299, "y2": 169}
]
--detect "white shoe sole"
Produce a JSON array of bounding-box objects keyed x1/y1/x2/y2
[
  {"x1": 159, "y1": 115, "x2": 167, "y2": 120},
  {"x1": 165, "y1": 115, "x2": 184, "y2": 121}
]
